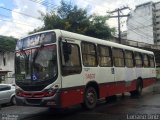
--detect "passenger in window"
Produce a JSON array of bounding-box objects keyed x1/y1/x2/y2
[{"x1": 65, "y1": 55, "x2": 73, "y2": 66}]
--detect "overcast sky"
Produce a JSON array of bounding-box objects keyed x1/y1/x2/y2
[{"x1": 0, "y1": 0, "x2": 160, "y2": 38}]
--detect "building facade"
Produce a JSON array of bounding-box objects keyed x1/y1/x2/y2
[
  {"x1": 127, "y1": 1, "x2": 160, "y2": 45},
  {"x1": 0, "y1": 52, "x2": 15, "y2": 84}
]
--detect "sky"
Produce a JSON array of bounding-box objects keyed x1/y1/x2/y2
[{"x1": 0, "y1": 0, "x2": 160, "y2": 38}]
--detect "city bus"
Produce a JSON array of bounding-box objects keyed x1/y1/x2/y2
[{"x1": 15, "y1": 29, "x2": 156, "y2": 109}]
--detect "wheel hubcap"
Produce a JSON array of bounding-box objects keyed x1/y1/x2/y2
[{"x1": 87, "y1": 90, "x2": 95, "y2": 104}]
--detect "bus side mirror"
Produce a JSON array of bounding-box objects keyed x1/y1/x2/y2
[{"x1": 62, "y1": 42, "x2": 72, "y2": 62}]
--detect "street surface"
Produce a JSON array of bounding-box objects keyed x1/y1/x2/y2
[{"x1": 1, "y1": 82, "x2": 160, "y2": 120}]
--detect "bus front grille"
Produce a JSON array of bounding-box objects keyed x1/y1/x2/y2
[{"x1": 26, "y1": 99, "x2": 42, "y2": 105}]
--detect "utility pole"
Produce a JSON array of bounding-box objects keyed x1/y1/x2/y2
[{"x1": 108, "y1": 7, "x2": 130, "y2": 43}]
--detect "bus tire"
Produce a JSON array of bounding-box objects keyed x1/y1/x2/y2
[
  {"x1": 130, "y1": 79, "x2": 143, "y2": 97},
  {"x1": 82, "y1": 86, "x2": 97, "y2": 110}
]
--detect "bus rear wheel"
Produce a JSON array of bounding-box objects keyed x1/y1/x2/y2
[
  {"x1": 82, "y1": 86, "x2": 97, "y2": 110},
  {"x1": 130, "y1": 79, "x2": 143, "y2": 97}
]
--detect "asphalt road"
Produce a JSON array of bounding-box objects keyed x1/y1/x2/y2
[{"x1": 1, "y1": 83, "x2": 160, "y2": 120}]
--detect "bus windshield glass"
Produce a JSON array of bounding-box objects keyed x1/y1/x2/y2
[
  {"x1": 15, "y1": 32, "x2": 57, "y2": 86},
  {"x1": 15, "y1": 45, "x2": 57, "y2": 84}
]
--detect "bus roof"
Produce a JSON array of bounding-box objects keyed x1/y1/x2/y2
[
  {"x1": 58, "y1": 30, "x2": 154, "y2": 55},
  {"x1": 21, "y1": 29, "x2": 154, "y2": 55}
]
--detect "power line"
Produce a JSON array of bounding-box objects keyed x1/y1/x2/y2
[
  {"x1": 0, "y1": 18, "x2": 36, "y2": 28},
  {"x1": 128, "y1": 23, "x2": 153, "y2": 37},
  {"x1": 0, "y1": 6, "x2": 40, "y2": 20},
  {"x1": 128, "y1": 28, "x2": 153, "y2": 41},
  {"x1": 128, "y1": 24, "x2": 153, "y2": 40},
  {"x1": 108, "y1": 7, "x2": 130, "y2": 43},
  {"x1": 128, "y1": 7, "x2": 153, "y2": 23},
  {"x1": 33, "y1": 0, "x2": 54, "y2": 6},
  {"x1": 128, "y1": 24, "x2": 153, "y2": 31},
  {"x1": 1, "y1": 23, "x2": 24, "y2": 35},
  {"x1": 128, "y1": 21, "x2": 156, "y2": 34},
  {"x1": 0, "y1": 14, "x2": 38, "y2": 27},
  {"x1": 27, "y1": 0, "x2": 57, "y2": 10},
  {"x1": 127, "y1": 26, "x2": 153, "y2": 41}
]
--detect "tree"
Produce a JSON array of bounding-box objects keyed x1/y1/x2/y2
[
  {"x1": 31, "y1": 0, "x2": 115, "y2": 40},
  {"x1": 0, "y1": 36, "x2": 17, "y2": 52}
]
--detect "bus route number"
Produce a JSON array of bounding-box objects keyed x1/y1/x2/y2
[{"x1": 85, "y1": 73, "x2": 95, "y2": 80}]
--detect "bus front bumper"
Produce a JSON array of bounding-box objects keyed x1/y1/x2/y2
[{"x1": 15, "y1": 92, "x2": 61, "y2": 108}]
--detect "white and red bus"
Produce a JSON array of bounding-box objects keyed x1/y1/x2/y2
[{"x1": 15, "y1": 29, "x2": 156, "y2": 109}]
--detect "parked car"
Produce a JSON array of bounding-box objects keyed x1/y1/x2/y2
[{"x1": 0, "y1": 84, "x2": 16, "y2": 105}]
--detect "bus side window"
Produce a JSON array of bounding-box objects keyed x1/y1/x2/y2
[
  {"x1": 98, "y1": 45, "x2": 112, "y2": 67},
  {"x1": 149, "y1": 55, "x2": 155, "y2": 67},
  {"x1": 61, "y1": 42, "x2": 82, "y2": 76},
  {"x1": 81, "y1": 42, "x2": 97, "y2": 67},
  {"x1": 112, "y1": 48, "x2": 125, "y2": 67},
  {"x1": 143, "y1": 54, "x2": 149, "y2": 67},
  {"x1": 125, "y1": 50, "x2": 134, "y2": 68},
  {"x1": 134, "y1": 52, "x2": 143, "y2": 67}
]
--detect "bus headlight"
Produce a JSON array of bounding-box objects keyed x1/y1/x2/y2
[{"x1": 44, "y1": 88, "x2": 57, "y2": 97}]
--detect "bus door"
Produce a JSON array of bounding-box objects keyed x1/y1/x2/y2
[
  {"x1": 96, "y1": 45, "x2": 115, "y2": 97},
  {"x1": 59, "y1": 39, "x2": 84, "y2": 106}
]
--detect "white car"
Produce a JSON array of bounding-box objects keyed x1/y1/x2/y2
[{"x1": 0, "y1": 84, "x2": 16, "y2": 105}]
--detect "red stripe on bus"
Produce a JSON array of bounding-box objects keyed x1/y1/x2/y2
[
  {"x1": 99, "y1": 80, "x2": 137, "y2": 98},
  {"x1": 143, "y1": 78, "x2": 156, "y2": 88},
  {"x1": 60, "y1": 78, "x2": 156, "y2": 108},
  {"x1": 60, "y1": 88, "x2": 84, "y2": 108}
]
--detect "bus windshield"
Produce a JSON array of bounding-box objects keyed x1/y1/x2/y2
[
  {"x1": 15, "y1": 32, "x2": 57, "y2": 90},
  {"x1": 15, "y1": 45, "x2": 57, "y2": 86}
]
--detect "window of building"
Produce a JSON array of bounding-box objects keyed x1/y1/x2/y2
[
  {"x1": 3, "y1": 54, "x2": 6, "y2": 66},
  {"x1": 0, "y1": 75, "x2": 5, "y2": 83},
  {"x1": 61, "y1": 42, "x2": 82, "y2": 75},
  {"x1": 112, "y1": 48, "x2": 124, "y2": 67},
  {"x1": 125, "y1": 50, "x2": 134, "y2": 67},
  {"x1": 143, "y1": 54, "x2": 149, "y2": 67},
  {"x1": 98, "y1": 45, "x2": 112, "y2": 67},
  {"x1": 134, "y1": 52, "x2": 143, "y2": 67},
  {"x1": 149, "y1": 55, "x2": 155, "y2": 67},
  {"x1": 81, "y1": 42, "x2": 97, "y2": 66},
  {"x1": 156, "y1": 22, "x2": 160, "y2": 24}
]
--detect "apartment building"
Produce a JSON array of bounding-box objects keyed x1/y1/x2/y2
[{"x1": 127, "y1": 1, "x2": 160, "y2": 45}]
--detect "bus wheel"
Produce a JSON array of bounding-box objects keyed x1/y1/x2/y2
[
  {"x1": 82, "y1": 87, "x2": 97, "y2": 110},
  {"x1": 130, "y1": 79, "x2": 143, "y2": 97}
]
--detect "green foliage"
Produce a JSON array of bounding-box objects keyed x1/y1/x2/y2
[
  {"x1": 31, "y1": 0, "x2": 115, "y2": 39},
  {"x1": 0, "y1": 35, "x2": 17, "y2": 52}
]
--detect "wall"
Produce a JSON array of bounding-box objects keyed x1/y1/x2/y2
[
  {"x1": 0, "y1": 52, "x2": 15, "y2": 84},
  {"x1": 127, "y1": 2, "x2": 154, "y2": 44},
  {"x1": 155, "y1": 2, "x2": 160, "y2": 43}
]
